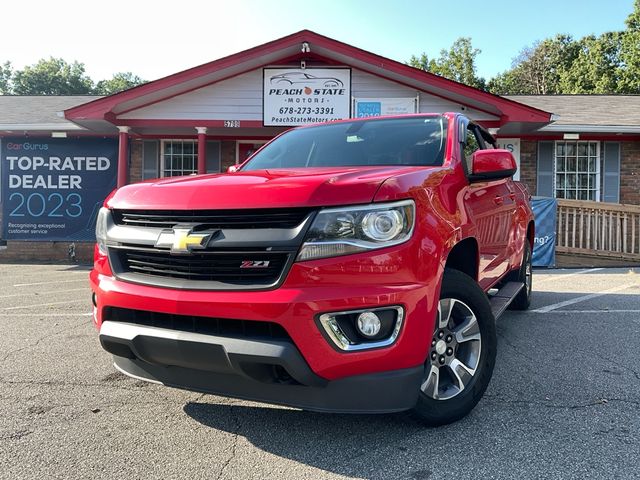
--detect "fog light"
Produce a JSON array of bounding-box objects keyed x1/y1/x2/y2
[
  {"x1": 356, "y1": 311, "x2": 381, "y2": 338},
  {"x1": 317, "y1": 306, "x2": 404, "y2": 351}
]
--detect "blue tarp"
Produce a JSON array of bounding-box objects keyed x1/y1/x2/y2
[{"x1": 531, "y1": 197, "x2": 557, "y2": 267}]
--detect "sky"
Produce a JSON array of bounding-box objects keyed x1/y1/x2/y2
[{"x1": 0, "y1": 0, "x2": 635, "y2": 83}]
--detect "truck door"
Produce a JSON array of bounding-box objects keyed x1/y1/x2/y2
[{"x1": 461, "y1": 124, "x2": 516, "y2": 289}]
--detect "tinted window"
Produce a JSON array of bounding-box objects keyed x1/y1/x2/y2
[
  {"x1": 242, "y1": 116, "x2": 448, "y2": 170},
  {"x1": 462, "y1": 126, "x2": 482, "y2": 174}
]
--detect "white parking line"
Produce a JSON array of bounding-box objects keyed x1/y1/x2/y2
[
  {"x1": 540, "y1": 309, "x2": 640, "y2": 314},
  {"x1": 0, "y1": 288, "x2": 87, "y2": 299},
  {"x1": 1, "y1": 299, "x2": 89, "y2": 310},
  {"x1": 534, "y1": 268, "x2": 604, "y2": 284},
  {"x1": 532, "y1": 282, "x2": 640, "y2": 313},
  {"x1": 12, "y1": 279, "x2": 87, "y2": 287}
]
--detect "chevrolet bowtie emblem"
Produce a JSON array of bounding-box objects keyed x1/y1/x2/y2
[{"x1": 155, "y1": 227, "x2": 213, "y2": 255}]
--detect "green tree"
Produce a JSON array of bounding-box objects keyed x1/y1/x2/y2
[
  {"x1": 486, "y1": 70, "x2": 520, "y2": 95},
  {"x1": 486, "y1": 1, "x2": 640, "y2": 95},
  {"x1": 618, "y1": 0, "x2": 640, "y2": 93},
  {"x1": 0, "y1": 61, "x2": 12, "y2": 94},
  {"x1": 487, "y1": 35, "x2": 579, "y2": 95},
  {"x1": 559, "y1": 33, "x2": 621, "y2": 93},
  {"x1": 409, "y1": 37, "x2": 486, "y2": 90},
  {"x1": 94, "y1": 72, "x2": 146, "y2": 95},
  {"x1": 12, "y1": 58, "x2": 94, "y2": 95}
]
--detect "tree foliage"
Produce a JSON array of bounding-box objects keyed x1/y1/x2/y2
[
  {"x1": 411, "y1": 1, "x2": 640, "y2": 95},
  {"x1": 0, "y1": 61, "x2": 12, "y2": 94},
  {"x1": 94, "y1": 72, "x2": 146, "y2": 95},
  {"x1": 11, "y1": 58, "x2": 94, "y2": 95},
  {"x1": 0, "y1": 58, "x2": 146, "y2": 95},
  {"x1": 619, "y1": 0, "x2": 640, "y2": 92},
  {"x1": 409, "y1": 37, "x2": 486, "y2": 90}
]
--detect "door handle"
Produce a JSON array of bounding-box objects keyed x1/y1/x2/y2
[
  {"x1": 493, "y1": 196, "x2": 504, "y2": 205},
  {"x1": 508, "y1": 193, "x2": 516, "y2": 200}
]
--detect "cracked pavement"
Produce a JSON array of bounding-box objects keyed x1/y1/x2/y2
[{"x1": 0, "y1": 263, "x2": 639, "y2": 479}]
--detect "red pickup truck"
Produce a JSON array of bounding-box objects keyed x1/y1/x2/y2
[{"x1": 91, "y1": 113, "x2": 534, "y2": 425}]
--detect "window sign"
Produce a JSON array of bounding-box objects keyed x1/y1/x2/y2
[
  {"x1": 354, "y1": 98, "x2": 416, "y2": 118},
  {"x1": 1, "y1": 138, "x2": 117, "y2": 241},
  {"x1": 263, "y1": 68, "x2": 351, "y2": 126},
  {"x1": 497, "y1": 138, "x2": 521, "y2": 181}
]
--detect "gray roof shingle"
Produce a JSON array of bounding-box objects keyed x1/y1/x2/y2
[
  {"x1": 504, "y1": 95, "x2": 640, "y2": 127},
  {"x1": 0, "y1": 95, "x2": 103, "y2": 126}
]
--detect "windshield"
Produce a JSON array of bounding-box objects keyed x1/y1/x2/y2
[{"x1": 242, "y1": 116, "x2": 448, "y2": 170}]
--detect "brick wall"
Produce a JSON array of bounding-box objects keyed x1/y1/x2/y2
[
  {"x1": 221, "y1": 141, "x2": 236, "y2": 171},
  {"x1": 0, "y1": 241, "x2": 94, "y2": 264},
  {"x1": 519, "y1": 140, "x2": 537, "y2": 195},
  {"x1": 620, "y1": 141, "x2": 640, "y2": 205}
]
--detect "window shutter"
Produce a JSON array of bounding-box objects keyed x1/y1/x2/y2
[
  {"x1": 142, "y1": 140, "x2": 159, "y2": 180},
  {"x1": 603, "y1": 142, "x2": 620, "y2": 203},
  {"x1": 537, "y1": 141, "x2": 554, "y2": 197},
  {"x1": 205, "y1": 141, "x2": 221, "y2": 173}
]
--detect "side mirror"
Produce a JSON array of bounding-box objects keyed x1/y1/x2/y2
[
  {"x1": 227, "y1": 165, "x2": 239, "y2": 173},
  {"x1": 469, "y1": 149, "x2": 516, "y2": 182}
]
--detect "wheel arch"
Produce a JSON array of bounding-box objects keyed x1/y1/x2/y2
[
  {"x1": 526, "y1": 220, "x2": 535, "y2": 249},
  {"x1": 443, "y1": 237, "x2": 479, "y2": 282}
]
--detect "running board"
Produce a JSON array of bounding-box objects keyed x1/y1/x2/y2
[{"x1": 489, "y1": 282, "x2": 524, "y2": 319}]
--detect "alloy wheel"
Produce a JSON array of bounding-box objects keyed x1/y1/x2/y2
[{"x1": 421, "y1": 298, "x2": 482, "y2": 401}]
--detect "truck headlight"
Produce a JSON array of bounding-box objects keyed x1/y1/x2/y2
[
  {"x1": 297, "y1": 200, "x2": 415, "y2": 261},
  {"x1": 95, "y1": 207, "x2": 110, "y2": 256}
]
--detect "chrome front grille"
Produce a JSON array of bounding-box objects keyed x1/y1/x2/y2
[
  {"x1": 105, "y1": 207, "x2": 314, "y2": 290},
  {"x1": 113, "y1": 247, "x2": 290, "y2": 286},
  {"x1": 112, "y1": 208, "x2": 312, "y2": 229}
]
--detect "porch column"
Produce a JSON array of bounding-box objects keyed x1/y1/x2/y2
[
  {"x1": 117, "y1": 126, "x2": 130, "y2": 188},
  {"x1": 196, "y1": 127, "x2": 207, "y2": 174}
]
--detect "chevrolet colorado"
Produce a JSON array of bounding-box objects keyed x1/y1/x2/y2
[{"x1": 91, "y1": 113, "x2": 534, "y2": 425}]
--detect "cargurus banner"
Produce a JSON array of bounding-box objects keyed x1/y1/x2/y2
[
  {"x1": 1, "y1": 138, "x2": 117, "y2": 241},
  {"x1": 531, "y1": 197, "x2": 557, "y2": 267}
]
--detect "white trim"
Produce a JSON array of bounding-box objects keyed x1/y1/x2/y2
[
  {"x1": 195, "y1": 126, "x2": 208, "y2": 135},
  {"x1": 117, "y1": 126, "x2": 131, "y2": 134},
  {"x1": 235, "y1": 139, "x2": 268, "y2": 165},
  {"x1": 0, "y1": 123, "x2": 86, "y2": 131},
  {"x1": 541, "y1": 124, "x2": 640, "y2": 133}
]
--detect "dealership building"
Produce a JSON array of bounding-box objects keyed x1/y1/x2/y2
[{"x1": 1, "y1": 30, "x2": 639, "y2": 262}]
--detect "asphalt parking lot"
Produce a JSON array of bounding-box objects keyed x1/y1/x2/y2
[{"x1": 0, "y1": 263, "x2": 638, "y2": 480}]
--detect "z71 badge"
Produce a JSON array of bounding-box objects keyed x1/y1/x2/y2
[{"x1": 240, "y1": 260, "x2": 271, "y2": 269}]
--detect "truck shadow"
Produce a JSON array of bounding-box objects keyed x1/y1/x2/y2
[
  {"x1": 183, "y1": 401, "x2": 445, "y2": 479},
  {"x1": 182, "y1": 283, "x2": 640, "y2": 479}
]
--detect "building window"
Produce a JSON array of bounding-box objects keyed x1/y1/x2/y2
[
  {"x1": 554, "y1": 141, "x2": 600, "y2": 201},
  {"x1": 162, "y1": 140, "x2": 197, "y2": 177}
]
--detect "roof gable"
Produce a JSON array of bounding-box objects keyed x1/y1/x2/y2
[{"x1": 65, "y1": 30, "x2": 551, "y2": 128}]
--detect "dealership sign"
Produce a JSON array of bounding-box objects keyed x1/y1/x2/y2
[
  {"x1": 1, "y1": 138, "x2": 117, "y2": 241},
  {"x1": 263, "y1": 68, "x2": 351, "y2": 126},
  {"x1": 355, "y1": 98, "x2": 417, "y2": 118}
]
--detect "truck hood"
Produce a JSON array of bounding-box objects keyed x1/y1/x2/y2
[{"x1": 107, "y1": 167, "x2": 419, "y2": 210}]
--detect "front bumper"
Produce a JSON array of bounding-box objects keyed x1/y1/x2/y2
[
  {"x1": 91, "y1": 242, "x2": 442, "y2": 411},
  {"x1": 101, "y1": 321, "x2": 424, "y2": 413}
]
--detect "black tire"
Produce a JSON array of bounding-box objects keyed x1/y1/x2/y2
[
  {"x1": 410, "y1": 268, "x2": 497, "y2": 427},
  {"x1": 507, "y1": 242, "x2": 532, "y2": 311}
]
